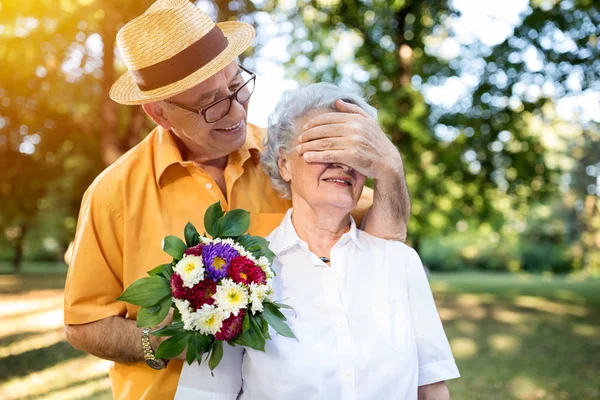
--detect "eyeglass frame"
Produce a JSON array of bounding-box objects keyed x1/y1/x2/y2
[{"x1": 164, "y1": 64, "x2": 256, "y2": 124}]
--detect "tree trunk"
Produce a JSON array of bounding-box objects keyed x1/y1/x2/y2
[
  {"x1": 100, "y1": 1, "x2": 124, "y2": 166},
  {"x1": 11, "y1": 224, "x2": 27, "y2": 273}
]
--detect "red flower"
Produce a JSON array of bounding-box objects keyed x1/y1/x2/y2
[
  {"x1": 170, "y1": 273, "x2": 187, "y2": 299},
  {"x1": 184, "y1": 280, "x2": 217, "y2": 309},
  {"x1": 215, "y1": 309, "x2": 246, "y2": 341},
  {"x1": 228, "y1": 256, "x2": 267, "y2": 285},
  {"x1": 184, "y1": 244, "x2": 203, "y2": 257}
]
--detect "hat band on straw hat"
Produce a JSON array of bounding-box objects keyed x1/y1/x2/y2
[{"x1": 130, "y1": 25, "x2": 229, "y2": 91}]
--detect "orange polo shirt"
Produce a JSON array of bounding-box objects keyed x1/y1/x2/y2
[{"x1": 64, "y1": 124, "x2": 373, "y2": 400}]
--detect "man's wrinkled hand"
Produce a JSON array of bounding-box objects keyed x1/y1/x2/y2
[
  {"x1": 150, "y1": 309, "x2": 187, "y2": 361},
  {"x1": 296, "y1": 100, "x2": 404, "y2": 179}
]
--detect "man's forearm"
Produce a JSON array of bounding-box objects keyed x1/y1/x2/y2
[
  {"x1": 362, "y1": 164, "x2": 410, "y2": 242},
  {"x1": 65, "y1": 316, "x2": 158, "y2": 364}
]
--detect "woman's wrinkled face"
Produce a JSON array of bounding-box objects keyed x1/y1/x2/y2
[{"x1": 277, "y1": 111, "x2": 366, "y2": 212}]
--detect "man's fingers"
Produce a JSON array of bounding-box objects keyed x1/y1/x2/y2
[
  {"x1": 336, "y1": 99, "x2": 371, "y2": 118},
  {"x1": 298, "y1": 123, "x2": 351, "y2": 143},
  {"x1": 303, "y1": 111, "x2": 359, "y2": 131},
  {"x1": 296, "y1": 137, "x2": 347, "y2": 154},
  {"x1": 303, "y1": 150, "x2": 347, "y2": 164}
]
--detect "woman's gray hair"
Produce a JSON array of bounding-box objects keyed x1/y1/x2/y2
[{"x1": 261, "y1": 83, "x2": 377, "y2": 198}]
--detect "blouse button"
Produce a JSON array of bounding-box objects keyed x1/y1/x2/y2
[{"x1": 206, "y1": 183, "x2": 213, "y2": 190}]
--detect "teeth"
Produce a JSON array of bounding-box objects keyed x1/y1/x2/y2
[
  {"x1": 220, "y1": 121, "x2": 241, "y2": 131},
  {"x1": 324, "y1": 179, "x2": 351, "y2": 185}
]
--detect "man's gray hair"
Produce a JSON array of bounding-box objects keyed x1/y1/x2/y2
[{"x1": 261, "y1": 83, "x2": 377, "y2": 198}]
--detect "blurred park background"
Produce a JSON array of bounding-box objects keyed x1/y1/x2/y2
[{"x1": 0, "y1": 0, "x2": 599, "y2": 399}]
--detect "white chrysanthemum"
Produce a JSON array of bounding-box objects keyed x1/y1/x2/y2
[
  {"x1": 172, "y1": 298, "x2": 194, "y2": 329},
  {"x1": 190, "y1": 304, "x2": 228, "y2": 335},
  {"x1": 213, "y1": 278, "x2": 249, "y2": 316},
  {"x1": 199, "y1": 236, "x2": 212, "y2": 245},
  {"x1": 231, "y1": 242, "x2": 257, "y2": 263},
  {"x1": 256, "y1": 256, "x2": 275, "y2": 279},
  {"x1": 257, "y1": 256, "x2": 269, "y2": 269},
  {"x1": 248, "y1": 283, "x2": 273, "y2": 314},
  {"x1": 173, "y1": 255, "x2": 204, "y2": 288}
]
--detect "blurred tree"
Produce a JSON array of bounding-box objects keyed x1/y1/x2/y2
[
  {"x1": 0, "y1": 0, "x2": 155, "y2": 267},
  {"x1": 254, "y1": 0, "x2": 599, "y2": 252}
]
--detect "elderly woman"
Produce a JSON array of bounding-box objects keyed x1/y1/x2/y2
[{"x1": 176, "y1": 83, "x2": 460, "y2": 400}]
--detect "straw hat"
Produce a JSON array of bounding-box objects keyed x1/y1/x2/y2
[{"x1": 109, "y1": 0, "x2": 255, "y2": 105}]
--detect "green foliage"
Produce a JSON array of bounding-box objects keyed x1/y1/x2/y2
[
  {"x1": 116, "y1": 276, "x2": 171, "y2": 307},
  {"x1": 204, "y1": 201, "x2": 225, "y2": 238},
  {"x1": 184, "y1": 222, "x2": 200, "y2": 247},
  {"x1": 208, "y1": 340, "x2": 224, "y2": 372},
  {"x1": 155, "y1": 331, "x2": 191, "y2": 359},
  {"x1": 136, "y1": 297, "x2": 172, "y2": 328},
  {"x1": 162, "y1": 236, "x2": 188, "y2": 260},
  {"x1": 220, "y1": 209, "x2": 251, "y2": 237}
]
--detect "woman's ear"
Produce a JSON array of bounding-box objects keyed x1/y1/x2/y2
[
  {"x1": 278, "y1": 153, "x2": 292, "y2": 183},
  {"x1": 142, "y1": 102, "x2": 172, "y2": 130}
]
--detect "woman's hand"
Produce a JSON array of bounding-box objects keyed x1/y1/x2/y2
[
  {"x1": 295, "y1": 100, "x2": 403, "y2": 179},
  {"x1": 418, "y1": 381, "x2": 450, "y2": 400}
]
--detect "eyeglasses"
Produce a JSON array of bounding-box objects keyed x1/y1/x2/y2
[{"x1": 165, "y1": 65, "x2": 256, "y2": 124}]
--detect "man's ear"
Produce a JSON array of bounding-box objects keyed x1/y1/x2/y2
[
  {"x1": 142, "y1": 102, "x2": 172, "y2": 130},
  {"x1": 278, "y1": 153, "x2": 292, "y2": 183}
]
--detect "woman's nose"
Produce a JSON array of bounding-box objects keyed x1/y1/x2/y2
[{"x1": 332, "y1": 163, "x2": 353, "y2": 173}]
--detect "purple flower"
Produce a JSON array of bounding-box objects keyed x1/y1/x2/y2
[{"x1": 202, "y1": 242, "x2": 239, "y2": 282}]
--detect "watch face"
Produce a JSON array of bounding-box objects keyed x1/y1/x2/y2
[{"x1": 146, "y1": 358, "x2": 165, "y2": 370}]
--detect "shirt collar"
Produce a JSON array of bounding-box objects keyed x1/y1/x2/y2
[
  {"x1": 268, "y1": 208, "x2": 363, "y2": 256},
  {"x1": 153, "y1": 124, "x2": 262, "y2": 187}
]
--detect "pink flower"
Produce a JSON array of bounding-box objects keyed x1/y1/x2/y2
[
  {"x1": 227, "y1": 256, "x2": 267, "y2": 285},
  {"x1": 185, "y1": 280, "x2": 217, "y2": 309},
  {"x1": 215, "y1": 309, "x2": 246, "y2": 341},
  {"x1": 184, "y1": 244, "x2": 203, "y2": 257},
  {"x1": 170, "y1": 273, "x2": 187, "y2": 299}
]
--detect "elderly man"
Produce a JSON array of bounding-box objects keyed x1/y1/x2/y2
[{"x1": 64, "y1": 1, "x2": 410, "y2": 399}]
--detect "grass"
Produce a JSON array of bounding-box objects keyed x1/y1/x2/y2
[
  {"x1": 431, "y1": 272, "x2": 600, "y2": 400},
  {"x1": 0, "y1": 264, "x2": 598, "y2": 399}
]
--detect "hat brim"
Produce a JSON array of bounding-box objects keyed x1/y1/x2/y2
[{"x1": 109, "y1": 21, "x2": 255, "y2": 105}]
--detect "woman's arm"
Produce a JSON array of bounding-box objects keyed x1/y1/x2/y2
[
  {"x1": 418, "y1": 381, "x2": 450, "y2": 400},
  {"x1": 406, "y1": 248, "x2": 460, "y2": 388}
]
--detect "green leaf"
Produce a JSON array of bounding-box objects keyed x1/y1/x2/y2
[
  {"x1": 272, "y1": 302, "x2": 295, "y2": 311},
  {"x1": 162, "y1": 235, "x2": 188, "y2": 260},
  {"x1": 155, "y1": 331, "x2": 191, "y2": 359},
  {"x1": 186, "y1": 333, "x2": 200, "y2": 365},
  {"x1": 136, "y1": 297, "x2": 172, "y2": 328},
  {"x1": 230, "y1": 321, "x2": 265, "y2": 351},
  {"x1": 264, "y1": 248, "x2": 277, "y2": 268},
  {"x1": 242, "y1": 312, "x2": 250, "y2": 333},
  {"x1": 208, "y1": 340, "x2": 224, "y2": 371},
  {"x1": 151, "y1": 321, "x2": 184, "y2": 336},
  {"x1": 264, "y1": 302, "x2": 287, "y2": 320},
  {"x1": 262, "y1": 304, "x2": 296, "y2": 339},
  {"x1": 197, "y1": 334, "x2": 214, "y2": 353},
  {"x1": 204, "y1": 201, "x2": 224, "y2": 238},
  {"x1": 184, "y1": 222, "x2": 200, "y2": 247},
  {"x1": 116, "y1": 276, "x2": 171, "y2": 307},
  {"x1": 257, "y1": 313, "x2": 271, "y2": 340},
  {"x1": 173, "y1": 307, "x2": 182, "y2": 322},
  {"x1": 147, "y1": 263, "x2": 171, "y2": 277},
  {"x1": 220, "y1": 209, "x2": 250, "y2": 237}
]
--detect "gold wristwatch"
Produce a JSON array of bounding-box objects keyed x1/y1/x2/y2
[{"x1": 142, "y1": 328, "x2": 168, "y2": 370}]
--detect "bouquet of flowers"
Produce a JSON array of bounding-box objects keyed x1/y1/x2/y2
[{"x1": 117, "y1": 201, "x2": 295, "y2": 371}]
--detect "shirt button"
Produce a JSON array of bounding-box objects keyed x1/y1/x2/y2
[
  {"x1": 343, "y1": 371, "x2": 352, "y2": 379},
  {"x1": 205, "y1": 183, "x2": 213, "y2": 190},
  {"x1": 336, "y1": 320, "x2": 345, "y2": 329}
]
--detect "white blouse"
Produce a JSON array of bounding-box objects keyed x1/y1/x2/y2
[{"x1": 176, "y1": 209, "x2": 459, "y2": 400}]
